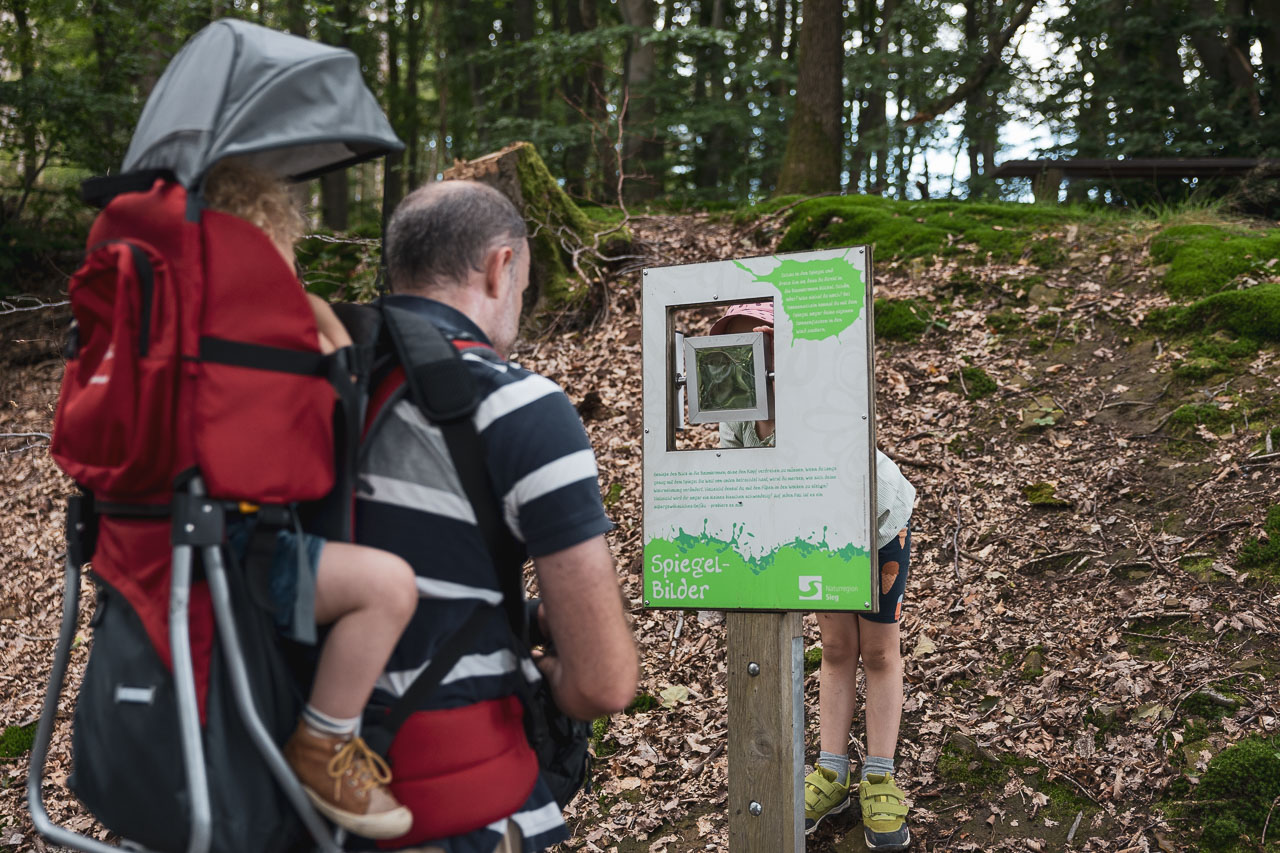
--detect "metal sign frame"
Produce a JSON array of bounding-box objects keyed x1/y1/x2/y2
[{"x1": 683, "y1": 331, "x2": 770, "y2": 425}]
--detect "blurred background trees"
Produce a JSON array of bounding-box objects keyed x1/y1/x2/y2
[{"x1": 2, "y1": 0, "x2": 1279, "y2": 241}]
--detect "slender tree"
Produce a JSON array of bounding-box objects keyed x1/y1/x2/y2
[{"x1": 777, "y1": 0, "x2": 844, "y2": 194}]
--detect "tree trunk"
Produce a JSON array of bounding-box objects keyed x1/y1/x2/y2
[
  {"x1": 1259, "y1": 0, "x2": 1280, "y2": 120},
  {"x1": 580, "y1": 0, "x2": 614, "y2": 201},
  {"x1": 777, "y1": 0, "x2": 844, "y2": 195},
  {"x1": 383, "y1": 5, "x2": 405, "y2": 220},
  {"x1": 619, "y1": 0, "x2": 663, "y2": 203},
  {"x1": 405, "y1": 0, "x2": 423, "y2": 184},
  {"x1": 319, "y1": 0, "x2": 352, "y2": 230}
]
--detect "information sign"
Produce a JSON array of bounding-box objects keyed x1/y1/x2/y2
[{"x1": 642, "y1": 247, "x2": 878, "y2": 611}]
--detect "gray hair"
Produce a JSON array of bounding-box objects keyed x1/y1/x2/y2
[{"x1": 385, "y1": 180, "x2": 528, "y2": 293}]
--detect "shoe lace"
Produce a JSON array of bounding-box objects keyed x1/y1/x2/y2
[{"x1": 326, "y1": 736, "x2": 393, "y2": 801}]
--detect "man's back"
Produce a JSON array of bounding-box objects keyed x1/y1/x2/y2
[{"x1": 355, "y1": 295, "x2": 623, "y2": 851}]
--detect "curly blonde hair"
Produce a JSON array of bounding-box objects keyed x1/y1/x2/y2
[{"x1": 202, "y1": 158, "x2": 306, "y2": 256}]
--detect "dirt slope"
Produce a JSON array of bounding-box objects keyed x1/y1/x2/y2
[{"x1": 2, "y1": 211, "x2": 1278, "y2": 853}]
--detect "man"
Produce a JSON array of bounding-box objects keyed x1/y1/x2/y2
[{"x1": 356, "y1": 180, "x2": 639, "y2": 852}]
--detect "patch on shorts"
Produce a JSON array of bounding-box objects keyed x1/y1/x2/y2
[{"x1": 881, "y1": 560, "x2": 900, "y2": 590}]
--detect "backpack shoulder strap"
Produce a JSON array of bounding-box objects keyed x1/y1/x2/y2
[{"x1": 363, "y1": 302, "x2": 530, "y2": 755}]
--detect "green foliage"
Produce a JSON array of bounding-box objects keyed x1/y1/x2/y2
[
  {"x1": 625, "y1": 693, "x2": 659, "y2": 714},
  {"x1": 1150, "y1": 284, "x2": 1280, "y2": 342},
  {"x1": 590, "y1": 716, "x2": 618, "y2": 758},
  {"x1": 0, "y1": 722, "x2": 36, "y2": 759},
  {"x1": 954, "y1": 366, "x2": 997, "y2": 399},
  {"x1": 603, "y1": 482, "x2": 624, "y2": 509},
  {"x1": 1237, "y1": 506, "x2": 1280, "y2": 581},
  {"x1": 776, "y1": 196, "x2": 1079, "y2": 262},
  {"x1": 1022, "y1": 482, "x2": 1071, "y2": 508},
  {"x1": 875, "y1": 298, "x2": 934, "y2": 341},
  {"x1": 1189, "y1": 735, "x2": 1280, "y2": 851},
  {"x1": 1166, "y1": 404, "x2": 1242, "y2": 436},
  {"x1": 803, "y1": 645, "x2": 823, "y2": 675},
  {"x1": 986, "y1": 309, "x2": 1023, "y2": 334},
  {"x1": 1151, "y1": 226, "x2": 1280, "y2": 298}
]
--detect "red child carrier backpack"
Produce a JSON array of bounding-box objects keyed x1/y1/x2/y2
[{"x1": 26, "y1": 18, "x2": 403, "y2": 853}]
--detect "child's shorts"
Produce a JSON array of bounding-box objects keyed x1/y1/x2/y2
[
  {"x1": 862, "y1": 525, "x2": 911, "y2": 624},
  {"x1": 227, "y1": 518, "x2": 324, "y2": 644}
]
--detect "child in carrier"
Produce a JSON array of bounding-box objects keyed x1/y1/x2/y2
[
  {"x1": 202, "y1": 159, "x2": 418, "y2": 840},
  {"x1": 712, "y1": 302, "x2": 916, "y2": 851}
]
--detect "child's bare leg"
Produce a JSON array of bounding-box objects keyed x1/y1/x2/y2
[
  {"x1": 283, "y1": 542, "x2": 417, "y2": 838},
  {"x1": 309, "y1": 542, "x2": 417, "y2": 720},
  {"x1": 857, "y1": 616, "x2": 904, "y2": 760},
  {"x1": 816, "y1": 612, "x2": 862, "y2": 758}
]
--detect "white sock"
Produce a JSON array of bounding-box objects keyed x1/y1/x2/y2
[{"x1": 302, "y1": 704, "x2": 360, "y2": 738}]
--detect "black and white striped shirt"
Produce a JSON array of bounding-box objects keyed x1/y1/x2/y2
[{"x1": 355, "y1": 296, "x2": 613, "y2": 853}]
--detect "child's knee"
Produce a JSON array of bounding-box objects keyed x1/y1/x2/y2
[
  {"x1": 370, "y1": 552, "x2": 417, "y2": 621},
  {"x1": 860, "y1": 643, "x2": 901, "y2": 674}
]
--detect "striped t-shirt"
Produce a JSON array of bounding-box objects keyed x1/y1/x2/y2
[{"x1": 355, "y1": 296, "x2": 613, "y2": 853}]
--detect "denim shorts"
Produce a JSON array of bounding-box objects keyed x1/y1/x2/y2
[
  {"x1": 227, "y1": 518, "x2": 324, "y2": 643},
  {"x1": 862, "y1": 525, "x2": 910, "y2": 624}
]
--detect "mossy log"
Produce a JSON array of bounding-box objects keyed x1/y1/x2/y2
[{"x1": 443, "y1": 141, "x2": 619, "y2": 316}]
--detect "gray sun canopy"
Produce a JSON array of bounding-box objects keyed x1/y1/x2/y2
[{"x1": 122, "y1": 18, "x2": 403, "y2": 189}]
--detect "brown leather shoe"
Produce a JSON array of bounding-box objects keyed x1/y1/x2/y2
[{"x1": 282, "y1": 722, "x2": 412, "y2": 839}]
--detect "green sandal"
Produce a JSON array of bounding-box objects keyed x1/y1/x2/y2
[
  {"x1": 859, "y1": 773, "x2": 911, "y2": 850},
  {"x1": 803, "y1": 766, "x2": 852, "y2": 835}
]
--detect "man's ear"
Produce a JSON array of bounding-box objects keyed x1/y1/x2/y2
[{"x1": 483, "y1": 244, "x2": 515, "y2": 300}]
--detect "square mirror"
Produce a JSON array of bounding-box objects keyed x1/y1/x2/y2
[{"x1": 683, "y1": 332, "x2": 770, "y2": 424}]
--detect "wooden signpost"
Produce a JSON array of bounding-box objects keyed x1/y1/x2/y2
[{"x1": 641, "y1": 248, "x2": 878, "y2": 850}]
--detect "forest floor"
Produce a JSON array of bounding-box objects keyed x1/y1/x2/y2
[{"x1": 2, "y1": 204, "x2": 1279, "y2": 853}]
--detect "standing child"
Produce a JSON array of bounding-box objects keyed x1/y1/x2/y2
[
  {"x1": 202, "y1": 159, "x2": 418, "y2": 840},
  {"x1": 712, "y1": 302, "x2": 916, "y2": 851}
]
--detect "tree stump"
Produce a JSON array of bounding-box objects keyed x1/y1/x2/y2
[{"x1": 443, "y1": 141, "x2": 618, "y2": 317}]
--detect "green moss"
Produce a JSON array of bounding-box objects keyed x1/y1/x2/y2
[
  {"x1": 1023, "y1": 481, "x2": 1071, "y2": 508},
  {"x1": 936, "y1": 740, "x2": 1004, "y2": 789},
  {"x1": 875, "y1": 298, "x2": 934, "y2": 341},
  {"x1": 625, "y1": 692, "x2": 660, "y2": 714},
  {"x1": 603, "y1": 482, "x2": 624, "y2": 509},
  {"x1": 1237, "y1": 505, "x2": 1280, "y2": 581},
  {"x1": 1027, "y1": 236, "x2": 1066, "y2": 268},
  {"x1": 0, "y1": 722, "x2": 36, "y2": 759},
  {"x1": 948, "y1": 269, "x2": 981, "y2": 294},
  {"x1": 1150, "y1": 224, "x2": 1238, "y2": 264},
  {"x1": 776, "y1": 196, "x2": 1083, "y2": 263},
  {"x1": 1034, "y1": 313, "x2": 1060, "y2": 329},
  {"x1": 1151, "y1": 225, "x2": 1280, "y2": 298},
  {"x1": 591, "y1": 716, "x2": 618, "y2": 758},
  {"x1": 1162, "y1": 284, "x2": 1280, "y2": 342},
  {"x1": 1167, "y1": 403, "x2": 1243, "y2": 436},
  {"x1": 1189, "y1": 735, "x2": 1280, "y2": 851},
  {"x1": 986, "y1": 309, "x2": 1023, "y2": 334},
  {"x1": 952, "y1": 366, "x2": 997, "y2": 399}
]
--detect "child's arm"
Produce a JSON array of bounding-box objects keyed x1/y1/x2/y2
[{"x1": 306, "y1": 293, "x2": 353, "y2": 355}]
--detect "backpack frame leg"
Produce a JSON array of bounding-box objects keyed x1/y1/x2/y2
[
  {"x1": 25, "y1": 536, "x2": 207, "y2": 853},
  {"x1": 28, "y1": 482, "x2": 345, "y2": 853},
  {"x1": 200, "y1": 541, "x2": 343, "y2": 853}
]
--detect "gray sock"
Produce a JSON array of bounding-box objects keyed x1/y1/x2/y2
[
  {"x1": 862, "y1": 755, "x2": 895, "y2": 781},
  {"x1": 816, "y1": 751, "x2": 849, "y2": 786}
]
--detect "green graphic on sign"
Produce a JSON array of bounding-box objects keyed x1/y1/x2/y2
[
  {"x1": 644, "y1": 525, "x2": 871, "y2": 610},
  {"x1": 734, "y1": 253, "x2": 865, "y2": 343}
]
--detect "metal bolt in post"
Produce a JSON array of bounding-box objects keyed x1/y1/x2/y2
[
  {"x1": 748, "y1": 801, "x2": 763, "y2": 816},
  {"x1": 747, "y1": 662, "x2": 760, "y2": 676},
  {"x1": 184, "y1": 523, "x2": 195, "y2": 533}
]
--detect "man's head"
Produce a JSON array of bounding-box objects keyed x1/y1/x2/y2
[{"x1": 385, "y1": 180, "x2": 530, "y2": 355}]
